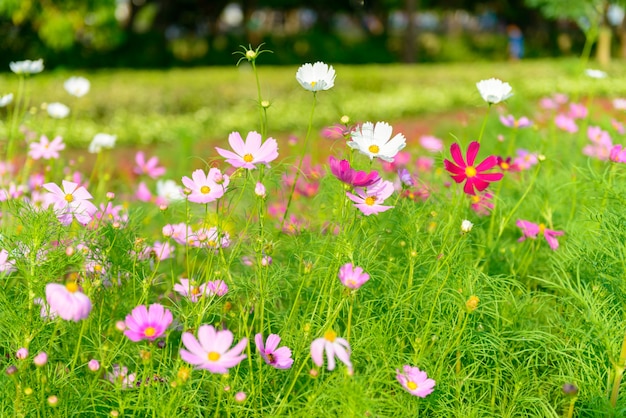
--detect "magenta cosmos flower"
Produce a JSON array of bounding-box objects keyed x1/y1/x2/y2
[
  {"x1": 346, "y1": 179, "x2": 395, "y2": 216},
  {"x1": 29, "y1": 135, "x2": 65, "y2": 160},
  {"x1": 444, "y1": 141, "x2": 503, "y2": 195},
  {"x1": 516, "y1": 220, "x2": 564, "y2": 250},
  {"x1": 310, "y1": 330, "x2": 352, "y2": 372},
  {"x1": 328, "y1": 156, "x2": 380, "y2": 188},
  {"x1": 255, "y1": 333, "x2": 294, "y2": 369},
  {"x1": 43, "y1": 180, "x2": 97, "y2": 226},
  {"x1": 396, "y1": 365, "x2": 436, "y2": 398},
  {"x1": 338, "y1": 263, "x2": 370, "y2": 289},
  {"x1": 134, "y1": 151, "x2": 165, "y2": 179},
  {"x1": 215, "y1": 131, "x2": 278, "y2": 170},
  {"x1": 123, "y1": 303, "x2": 173, "y2": 342},
  {"x1": 181, "y1": 168, "x2": 229, "y2": 204},
  {"x1": 45, "y1": 282, "x2": 92, "y2": 321},
  {"x1": 180, "y1": 325, "x2": 247, "y2": 373}
]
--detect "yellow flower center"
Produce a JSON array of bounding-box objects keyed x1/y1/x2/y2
[
  {"x1": 470, "y1": 195, "x2": 481, "y2": 203},
  {"x1": 501, "y1": 162, "x2": 510, "y2": 170},
  {"x1": 144, "y1": 327, "x2": 156, "y2": 337},
  {"x1": 65, "y1": 282, "x2": 79, "y2": 293},
  {"x1": 465, "y1": 166, "x2": 477, "y2": 177},
  {"x1": 191, "y1": 287, "x2": 201, "y2": 296},
  {"x1": 365, "y1": 196, "x2": 377, "y2": 206},
  {"x1": 64, "y1": 193, "x2": 74, "y2": 202},
  {"x1": 243, "y1": 154, "x2": 254, "y2": 162},
  {"x1": 407, "y1": 381, "x2": 418, "y2": 391},
  {"x1": 310, "y1": 81, "x2": 317, "y2": 88},
  {"x1": 368, "y1": 145, "x2": 380, "y2": 154},
  {"x1": 200, "y1": 186, "x2": 211, "y2": 194},
  {"x1": 267, "y1": 353, "x2": 276, "y2": 363},
  {"x1": 538, "y1": 223, "x2": 546, "y2": 233},
  {"x1": 324, "y1": 330, "x2": 337, "y2": 342},
  {"x1": 208, "y1": 352, "x2": 220, "y2": 361}
]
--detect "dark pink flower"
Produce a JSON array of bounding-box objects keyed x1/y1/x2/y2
[
  {"x1": 328, "y1": 156, "x2": 380, "y2": 188},
  {"x1": 443, "y1": 141, "x2": 503, "y2": 195}
]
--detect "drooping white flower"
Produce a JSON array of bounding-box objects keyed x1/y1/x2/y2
[
  {"x1": 476, "y1": 78, "x2": 513, "y2": 104},
  {"x1": 64, "y1": 76, "x2": 91, "y2": 97},
  {"x1": 10, "y1": 59, "x2": 44, "y2": 75},
  {"x1": 47, "y1": 102, "x2": 70, "y2": 119},
  {"x1": 0, "y1": 94, "x2": 13, "y2": 107},
  {"x1": 296, "y1": 62, "x2": 336, "y2": 92},
  {"x1": 347, "y1": 121, "x2": 406, "y2": 162},
  {"x1": 88, "y1": 133, "x2": 117, "y2": 153}
]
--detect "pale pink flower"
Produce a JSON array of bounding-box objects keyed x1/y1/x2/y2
[
  {"x1": 16, "y1": 348, "x2": 28, "y2": 360},
  {"x1": 106, "y1": 365, "x2": 136, "y2": 389},
  {"x1": 567, "y1": 103, "x2": 588, "y2": 119},
  {"x1": 255, "y1": 182, "x2": 266, "y2": 198},
  {"x1": 151, "y1": 241, "x2": 174, "y2": 260},
  {"x1": 555, "y1": 114, "x2": 578, "y2": 133},
  {"x1": 45, "y1": 282, "x2": 92, "y2": 321},
  {"x1": 123, "y1": 303, "x2": 173, "y2": 342},
  {"x1": 470, "y1": 192, "x2": 494, "y2": 216},
  {"x1": 215, "y1": 131, "x2": 278, "y2": 169},
  {"x1": 419, "y1": 135, "x2": 444, "y2": 152},
  {"x1": 513, "y1": 149, "x2": 539, "y2": 171},
  {"x1": 180, "y1": 325, "x2": 247, "y2": 373},
  {"x1": 0, "y1": 249, "x2": 16, "y2": 273},
  {"x1": 136, "y1": 182, "x2": 153, "y2": 202},
  {"x1": 516, "y1": 219, "x2": 564, "y2": 250},
  {"x1": 134, "y1": 152, "x2": 165, "y2": 179},
  {"x1": 610, "y1": 144, "x2": 626, "y2": 163},
  {"x1": 310, "y1": 330, "x2": 352, "y2": 372},
  {"x1": 181, "y1": 168, "x2": 229, "y2": 204},
  {"x1": 163, "y1": 222, "x2": 193, "y2": 245},
  {"x1": 338, "y1": 263, "x2": 370, "y2": 289},
  {"x1": 29, "y1": 135, "x2": 65, "y2": 160},
  {"x1": 173, "y1": 278, "x2": 228, "y2": 302},
  {"x1": 88, "y1": 359, "x2": 100, "y2": 372},
  {"x1": 499, "y1": 114, "x2": 532, "y2": 129},
  {"x1": 346, "y1": 179, "x2": 395, "y2": 216},
  {"x1": 611, "y1": 119, "x2": 625, "y2": 134},
  {"x1": 396, "y1": 365, "x2": 436, "y2": 398},
  {"x1": 255, "y1": 333, "x2": 294, "y2": 369},
  {"x1": 43, "y1": 180, "x2": 97, "y2": 226},
  {"x1": 33, "y1": 352, "x2": 48, "y2": 366},
  {"x1": 613, "y1": 98, "x2": 626, "y2": 110}
]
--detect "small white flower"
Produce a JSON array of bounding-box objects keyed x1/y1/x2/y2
[
  {"x1": 0, "y1": 93, "x2": 13, "y2": 107},
  {"x1": 295, "y1": 62, "x2": 336, "y2": 92},
  {"x1": 156, "y1": 179, "x2": 184, "y2": 202},
  {"x1": 46, "y1": 102, "x2": 70, "y2": 119},
  {"x1": 88, "y1": 133, "x2": 117, "y2": 153},
  {"x1": 347, "y1": 121, "x2": 406, "y2": 162},
  {"x1": 585, "y1": 68, "x2": 608, "y2": 79},
  {"x1": 461, "y1": 220, "x2": 474, "y2": 233},
  {"x1": 64, "y1": 76, "x2": 91, "y2": 97},
  {"x1": 9, "y1": 59, "x2": 44, "y2": 75},
  {"x1": 476, "y1": 78, "x2": 513, "y2": 104}
]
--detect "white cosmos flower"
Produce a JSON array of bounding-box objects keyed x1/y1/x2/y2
[
  {"x1": 295, "y1": 62, "x2": 336, "y2": 92},
  {"x1": 585, "y1": 68, "x2": 608, "y2": 79},
  {"x1": 0, "y1": 94, "x2": 13, "y2": 107},
  {"x1": 347, "y1": 121, "x2": 406, "y2": 162},
  {"x1": 476, "y1": 78, "x2": 513, "y2": 104},
  {"x1": 461, "y1": 220, "x2": 474, "y2": 233},
  {"x1": 10, "y1": 59, "x2": 44, "y2": 75},
  {"x1": 88, "y1": 133, "x2": 117, "y2": 153},
  {"x1": 64, "y1": 76, "x2": 91, "y2": 97},
  {"x1": 156, "y1": 179, "x2": 184, "y2": 203},
  {"x1": 47, "y1": 102, "x2": 70, "y2": 119}
]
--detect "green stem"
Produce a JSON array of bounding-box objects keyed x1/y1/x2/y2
[
  {"x1": 476, "y1": 104, "x2": 491, "y2": 144},
  {"x1": 69, "y1": 319, "x2": 88, "y2": 372},
  {"x1": 609, "y1": 327, "x2": 626, "y2": 408}
]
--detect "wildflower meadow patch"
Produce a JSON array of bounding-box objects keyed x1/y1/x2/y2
[{"x1": 2, "y1": 50, "x2": 626, "y2": 416}]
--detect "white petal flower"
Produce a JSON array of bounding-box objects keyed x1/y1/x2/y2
[
  {"x1": 89, "y1": 133, "x2": 117, "y2": 153},
  {"x1": 0, "y1": 94, "x2": 13, "y2": 107},
  {"x1": 47, "y1": 102, "x2": 70, "y2": 119},
  {"x1": 461, "y1": 220, "x2": 474, "y2": 233},
  {"x1": 64, "y1": 76, "x2": 91, "y2": 97},
  {"x1": 295, "y1": 62, "x2": 336, "y2": 91},
  {"x1": 585, "y1": 68, "x2": 608, "y2": 79},
  {"x1": 476, "y1": 78, "x2": 513, "y2": 104},
  {"x1": 156, "y1": 180, "x2": 184, "y2": 202},
  {"x1": 9, "y1": 59, "x2": 44, "y2": 75},
  {"x1": 347, "y1": 121, "x2": 406, "y2": 162}
]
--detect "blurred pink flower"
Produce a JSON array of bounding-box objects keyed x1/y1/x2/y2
[
  {"x1": 0, "y1": 249, "x2": 15, "y2": 273},
  {"x1": 216, "y1": 131, "x2": 278, "y2": 169},
  {"x1": 513, "y1": 149, "x2": 539, "y2": 171},
  {"x1": 554, "y1": 114, "x2": 578, "y2": 133},
  {"x1": 106, "y1": 364, "x2": 136, "y2": 389},
  {"x1": 310, "y1": 330, "x2": 352, "y2": 372},
  {"x1": 180, "y1": 325, "x2": 247, "y2": 373},
  {"x1": 338, "y1": 263, "x2": 370, "y2": 289},
  {"x1": 470, "y1": 192, "x2": 494, "y2": 216},
  {"x1": 43, "y1": 180, "x2": 97, "y2": 226},
  {"x1": 499, "y1": 114, "x2": 532, "y2": 129},
  {"x1": 346, "y1": 179, "x2": 395, "y2": 215},
  {"x1": 567, "y1": 103, "x2": 588, "y2": 119},
  {"x1": 134, "y1": 152, "x2": 165, "y2": 179},
  {"x1": 123, "y1": 303, "x2": 173, "y2": 342},
  {"x1": 610, "y1": 144, "x2": 626, "y2": 163},
  {"x1": 516, "y1": 219, "x2": 564, "y2": 250},
  {"x1": 45, "y1": 282, "x2": 92, "y2": 321},
  {"x1": 255, "y1": 333, "x2": 294, "y2": 369},
  {"x1": 151, "y1": 241, "x2": 174, "y2": 260},
  {"x1": 419, "y1": 135, "x2": 444, "y2": 152},
  {"x1": 328, "y1": 156, "x2": 380, "y2": 188},
  {"x1": 396, "y1": 365, "x2": 436, "y2": 398},
  {"x1": 29, "y1": 135, "x2": 65, "y2": 160}
]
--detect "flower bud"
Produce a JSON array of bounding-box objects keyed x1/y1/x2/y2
[{"x1": 33, "y1": 352, "x2": 48, "y2": 367}]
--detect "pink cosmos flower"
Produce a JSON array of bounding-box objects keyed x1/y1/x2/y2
[
  {"x1": 180, "y1": 325, "x2": 247, "y2": 373},
  {"x1": 396, "y1": 365, "x2": 436, "y2": 398},
  {"x1": 346, "y1": 179, "x2": 395, "y2": 216},
  {"x1": 470, "y1": 191, "x2": 494, "y2": 216},
  {"x1": 499, "y1": 114, "x2": 532, "y2": 129},
  {"x1": 321, "y1": 124, "x2": 350, "y2": 140},
  {"x1": 555, "y1": 114, "x2": 578, "y2": 133},
  {"x1": 106, "y1": 364, "x2": 136, "y2": 389},
  {"x1": 174, "y1": 278, "x2": 228, "y2": 302},
  {"x1": 612, "y1": 119, "x2": 625, "y2": 134},
  {"x1": 338, "y1": 263, "x2": 370, "y2": 289},
  {"x1": 134, "y1": 152, "x2": 166, "y2": 179},
  {"x1": 123, "y1": 303, "x2": 173, "y2": 342},
  {"x1": 163, "y1": 222, "x2": 193, "y2": 245},
  {"x1": 610, "y1": 144, "x2": 626, "y2": 163},
  {"x1": 567, "y1": 103, "x2": 588, "y2": 119},
  {"x1": 310, "y1": 330, "x2": 352, "y2": 372},
  {"x1": 255, "y1": 333, "x2": 294, "y2": 369},
  {"x1": 151, "y1": 241, "x2": 174, "y2": 260},
  {"x1": 0, "y1": 249, "x2": 16, "y2": 273},
  {"x1": 255, "y1": 182, "x2": 266, "y2": 198},
  {"x1": 513, "y1": 149, "x2": 539, "y2": 171},
  {"x1": 584, "y1": 126, "x2": 613, "y2": 160},
  {"x1": 29, "y1": 135, "x2": 65, "y2": 160},
  {"x1": 181, "y1": 168, "x2": 229, "y2": 204},
  {"x1": 328, "y1": 156, "x2": 380, "y2": 188},
  {"x1": 45, "y1": 282, "x2": 92, "y2": 321},
  {"x1": 380, "y1": 151, "x2": 411, "y2": 172},
  {"x1": 419, "y1": 135, "x2": 444, "y2": 152},
  {"x1": 443, "y1": 141, "x2": 503, "y2": 195},
  {"x1": 516, "y1": 219, "x2": 564, "y2": 250},
  {"x1": 43, "y1": 180, "x2": 97, "y2": 226},
  {"x1": 215, "y1": 131, "x2": 278, "y2": 169}
]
